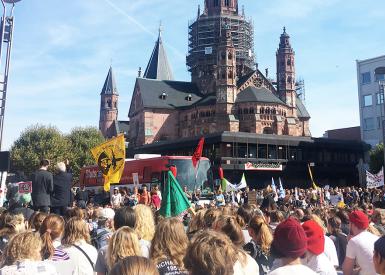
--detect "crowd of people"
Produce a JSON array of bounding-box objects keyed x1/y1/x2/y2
[{"x1": 0, "y1": 159, "x2": 385, "y2": 275}]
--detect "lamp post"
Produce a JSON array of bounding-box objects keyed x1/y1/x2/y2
[
  {"x1": 0, "y1": 0, "x2": 21, "y2": 150},
  {"x1": 0, "y1": 0, "x2": 21, "y2": 207}
]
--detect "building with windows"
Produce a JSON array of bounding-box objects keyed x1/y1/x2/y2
[
  {"x1": 98, "y1": 0, "x2": 369, "y2": 187},
  {"x1": 357, "y1": 55, "x2": 385, "y2": 146}
]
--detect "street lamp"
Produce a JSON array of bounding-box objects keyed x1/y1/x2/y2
[
  {"x1": 0, "y1": 0, "x2": 21, "y2": 150},
  {"x1": 0, "y1": 0, "x2": 21, "y2": 207}
]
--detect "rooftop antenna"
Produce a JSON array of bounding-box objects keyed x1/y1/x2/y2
[
  {"x1": 138, "y1": 67, "x2": 142, "y2": 78},
  {"x1": 197, "y1": 4, "x2": 200, "y2": 19}
]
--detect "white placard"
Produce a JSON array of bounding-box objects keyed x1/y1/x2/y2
[
  {"x1": 132, "y1": 172, "x2": 139, "y2": 186},
  {"x1": 366, "y1": 167, "x2": 384, "y2": 189}
]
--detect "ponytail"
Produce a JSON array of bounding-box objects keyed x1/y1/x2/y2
[{"x1": 41, "y1": 230, "x2": 55, "y2": 260}]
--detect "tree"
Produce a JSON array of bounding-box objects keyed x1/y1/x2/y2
[
  {"x1": 66, "y1": 127, "x2": 105, "y2": 182},
  {"x1": 10, "y1": 125, "x2": 70, "y2": 177},
  {"x1": 369, "y1": 143, "x2": 384, "y2": 174}
]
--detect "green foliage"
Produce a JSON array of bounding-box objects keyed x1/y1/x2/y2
[
  {"x1": 66, "y1": 127, "x2": 105, "y2": 181},
  {"x1": 10, "y1": 125, "x2": 70, "y2": 177},
  {"x1": 10, "y1": 125, "x2": 105, "y2": 183},
  {"x1": 369, "y1": 143, "x2": 384, "y2": 173}
]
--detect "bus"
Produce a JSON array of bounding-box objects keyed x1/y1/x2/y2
[{"x1": 79, "y1": 155, "x2": 213, "y2": 193}]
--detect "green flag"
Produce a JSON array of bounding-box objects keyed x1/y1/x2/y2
[{"x1": 159, "y1": 171, "x2": 191, "y2": 217}]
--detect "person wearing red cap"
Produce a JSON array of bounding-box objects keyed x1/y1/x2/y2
[
  {"x1": 342, "y1": 210, "x2": 379, "y2": 275},
  {"x1": 301, "y1": 220, "x2": 337, "y2": 275},
  {"x1": 269, "y1": 218, "x2": 317, "y2": 275}
]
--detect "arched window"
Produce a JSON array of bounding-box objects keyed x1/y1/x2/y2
[
  {"x1": 271, "y1": 108, "x2": 276, "y2": 114},
  {"x1": 214, "y1": 0, "x2": 219, "y2": 7},
  {"x1": 287, "y1": 58, "x2": 292, "y2": 66},
  {"x1": 249, "y1": 108, "x2": 255, "y2": 114},
  {"x1": 243, "y1": 108, "x2": 249, "y2": 115},
  {"x1": 221, "y1": 52, "x2": 226, "y2": 60},
  {"x1": 238, "y1": 108, "x2": 243, "y2": 114},
  {"x1": 114, "y1": 102, "x2": 117, "y2": 108},
  {"x1": 225, "y1": 0, "x2": 230, "y2": 6},
  {"x1": 260, "y1": 107, "x2": 265, "y2": 114},
  {"x1": 228, "y1": 71, "x2": 233, "y2": 79},
  {"x1": 266, "y1": 107, "x2": 270, "y2": 114},
  {"x1": 106, "y1": 99, "x2": 112, "y2": 108},
  {"x1": 287, "y1": 76, "x2": 292, "y2": 83},
  {"x1": 228, "y1": 53, "x2": 233, "y2": 60},
  {"x1": 206, "y1": 111, "x2": 211, "y2": 117}
]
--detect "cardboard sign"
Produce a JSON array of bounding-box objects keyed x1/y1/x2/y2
[{"x1": 18, "y1": 181, "x2": 32, "y2": 194}]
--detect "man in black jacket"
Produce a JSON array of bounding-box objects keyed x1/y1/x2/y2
[
  {"x1": 51, "y1": 162, "x2": 72, "y2": 216},
  {"x1": 31, "y1": 159, "x2": 53, "y2": 213}
]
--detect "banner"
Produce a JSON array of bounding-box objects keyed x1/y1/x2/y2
[
  {"x1": 91, "y1": 134, "x2": 126, "y2": 191},
  {"x1": 245, "y1": 162, "x2": 283, "y2": 171},
  {"x1": 366, "y1": 167, "x2": 384, "y2": 189},
  {"x1": 18, "y1": 181, "x2": 32, "y2": 194}
]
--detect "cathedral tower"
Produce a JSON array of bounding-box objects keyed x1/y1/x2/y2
[
  {"x1": 276, "y1": 27, "x2": 297, "y2": 116},
  {"x1": 99, "y1": 67, "x2": 119, "y2": 138},
  {"x1": 187, "y1": 0, "x2": 254, "y2": 94}
]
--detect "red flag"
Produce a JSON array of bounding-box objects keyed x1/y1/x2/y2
[
  {"x1": 218, "y1": 167, "x2": 224, "y2": 180},
  {"x1": 192, "y1": 137, "x2": 205, "y2": 168},
  {"x1": 169, "y1": 165, "x2": 177, "y2": 178}
]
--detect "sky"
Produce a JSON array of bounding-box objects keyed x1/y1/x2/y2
[{"x1": 2, "y1": 0, "x2": 385, "y2": 149}]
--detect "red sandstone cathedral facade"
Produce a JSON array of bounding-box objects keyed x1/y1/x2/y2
[{"x1": 99, "y1": 0, "x2": 311, "y2": 145}]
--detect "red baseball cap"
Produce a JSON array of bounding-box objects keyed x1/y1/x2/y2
[
  {"x1": 349, "y1": 210, "x2": 369, "y2": 230},
  {"x1": 302, "y1": 220, "x2": 325, "y2": 255}
]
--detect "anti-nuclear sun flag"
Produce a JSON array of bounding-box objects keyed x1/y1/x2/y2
[{"x1": 91, "y1": 134, "x2": 125, "y2": 191}]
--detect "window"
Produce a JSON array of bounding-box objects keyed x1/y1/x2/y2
[
  {"x1": 225, "y1": 0, "x2": 230, "y2": 6},
  {"x1": 364, "y1": 117, "x2": 375, "y2": 131},
  {"x1": 214, "y1": 0, "x2": 219, "y2": 6},
  {"x1": 375, "y1": 74, "x2": 385, "y2": 81},
  {"x1": 363, "y1": 94, "x2": 373, "y2": 107},
  {"x1": 377, "y1": 92, "x2": 384, "y2": 104},
  {"x1": 377, "y1": 117, "x2": 382, "y2": 129},
  {"x1": 361, "y1": 72, "x2": 371, "y2": 84}
]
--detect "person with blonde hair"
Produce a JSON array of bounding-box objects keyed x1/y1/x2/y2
[
  {"x1": 0, "y1": 213, "x2": 26, "y2": 255},
  {"x1": 106, "y1": 226, "x2": 142, "y2": 272},
  {"x1": 60, "y1": 217, "x2": 97, "y2": 274},
  {"x1": 150, "y1": 218, "x2": 189, "y2": 275},
  {"x1": 109, "y1": 256, "x2": 159, "y2": 275},
  {"x1": 39, "y1": 214, "x2": 69, "y2": 261},
  {"x1": 0, "y1": 231, "x2": 58, "y2": 274},
  {"x1": 134, "y1": 204, "x2": 155, "y2": 242},
  {"x1": 244, "y1": 215, "x2": 273, "y2": 274}
]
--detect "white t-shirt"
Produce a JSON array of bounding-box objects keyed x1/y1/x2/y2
[
  {"x1": 60, "y1": 241, "x2": 98, "y2": 275},
  {"x1": 233, "y1": 253, "x2": 259, "y2": 275},
  {"x1": 111, "y1": 193, "x2": 122, "y2": 207},
  {"x1": 324, "y1": 235, "x2": 339, "y2": 267},
  {"x1": 0, "y1": 260, "x2": 58, "y2": 275},
  {"x1": 345, "y1": 231, "x2": 379, "y2": 275},
  {"x1": 268, "y1": 264, "x2": 317, "y2": 275},
  {"x1": 302, "y1": 252, "x2": 337, "y2": 275}
]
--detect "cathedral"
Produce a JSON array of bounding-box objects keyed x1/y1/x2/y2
[{"x1": 99, "y1": 0, "x2": 310, "y2": 146}]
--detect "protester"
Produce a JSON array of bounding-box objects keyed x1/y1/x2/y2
[
  {"x1": 106, "y1": 226, "x2": 142, "y2": 272},
  {"x1": 151, "y1": 189, "x2": 161, "y2": 210},
  {"x1": 327, "y1": 216, "x2": 347, "y2": 268},
  {"x1": 31, "y1": 159, "x2": 53, "y2": 213},
  {"x1": 51, "y1": 162, "x2": 72, "y2": 216},
  {"x1": 244, "y1": 215, "x2": 273, "y2": 274},
  {"x1": 29, "y1": 212, "x2": 48, "y2": 232},
  {"x1": 301, "y1": 220, "x2": 337, "y2": 275},
  {"x1": 92, "y1": 207, "x2": 115, "y2": 250},
  {"x1": 342, "y1": 210, "x2": 379, "y2": 275},
  {"x1": 75, "y1": 186, "x2": 89, "y2": 209},
  {"x1": 150, "y1": 218, "x2": 189, "y2": 275},
  {"x1": 373, "y1": 236, "x2": 385, "y2": 275},
  {"x1": 0, "y1": 213, "x2": 25, "y2": 254},
  {"x1": 39, "y1": 214, "x2": 70, "y2": 261},
  {"x1": 60, "y1": 217, "x2": 98, "y2": 274},
  {"x1": 0, "y1": 231, "x2": 58, "y2": 274},
  {"x1": 134, "y1": 204, "x2": 155, "y2": 242},
  {"x1": 269, "y1": 218, "x2": 317, "y2": 275},
  {"x1": 109, "y1": 256, "x2": 159, "y2": 275},
  {"x1": 139, "y1": 186, "x2": 151, "y2": 206},
  {"x1": 110, "y1": 188, "x2": 121, "y2": 209},
  {"x1": 215, "y1": 215, "x2": 245, "y2": 248},
  {"x1": 215, "y1": 189, "x2": 225, "y2": 207}
]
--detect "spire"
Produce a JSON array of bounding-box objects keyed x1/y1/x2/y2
[
  {"x1": 279, "y1": 26, "x2": 292, "y2": 50},
  {"x1": 143, "y1": 25, "x2": 174, "y2": 81},
  {"x1": 101, "y1": 66, "x2": 118, "y2": 95}
]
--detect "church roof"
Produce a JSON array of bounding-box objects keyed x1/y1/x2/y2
[
  {"x1": 236, "y1": 86, "x2": 285, "y2": 104},
  {"x1": 296, "y1": 98, "x2": 310, "y2": 118},
  {"x1": 135, "y1": 78, "x2": 202, "y2": 110},
  {"x1": 101, "y1": 67, "x2": 118, "y2": 95},
  {"x1": 143, "y1": 29, "x2": 174, "y2": 81}
]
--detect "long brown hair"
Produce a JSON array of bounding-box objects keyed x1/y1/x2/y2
[
  {"x1": 184, "y1": 230, "x2": 238, "y2": 275},
  {"x1": 39, "y1": 214, "x2": 65, "y2": 259},
  {"x1": 2, "y1": 231, "x2": 42, "y2": 266},
  {"x1": 215, "y1": 215, "x2": 245, "y2": 248},
  {"x1": 150, "y1": 218, "x2": 189, "y2": 269},
  {"x1": 61, "y1": 217, "x2": 90, "y2": 245},
  {"x1": 248, "y1": 215, "x2": 273, "y2": 254},
  {"x1": 110, "y1": 256, "x2": 159, "y2": 275},
  {"x1": 107, "y1": 226, "x2": 141, "y2": 270}
]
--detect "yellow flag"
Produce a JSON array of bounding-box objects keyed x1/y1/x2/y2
[
  {"x1": 307, "y1": 164, "x2": 318, "y2": 189},
  {"x1": 91, "y1": 134, "x2": 126, "y2": 191}
]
